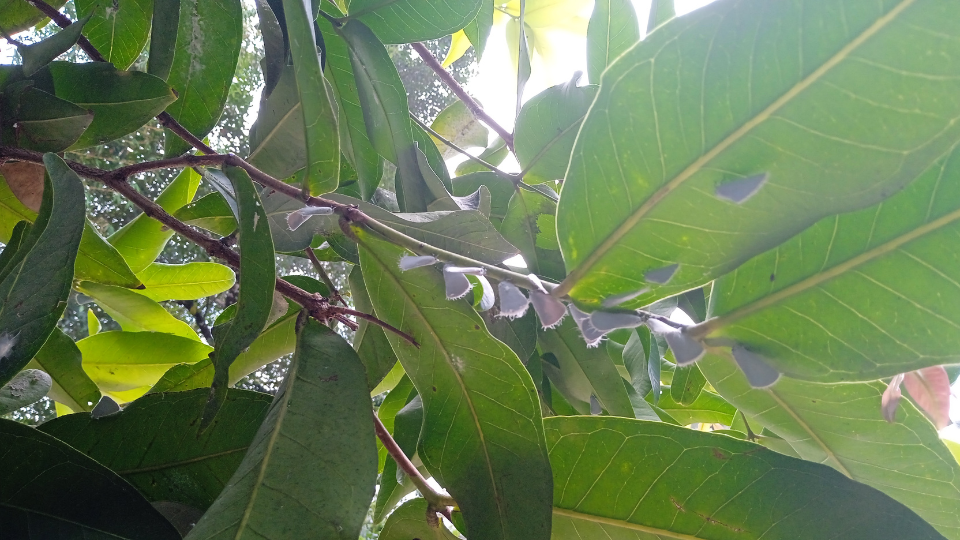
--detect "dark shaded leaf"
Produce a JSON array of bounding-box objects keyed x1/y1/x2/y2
[
  {"x1": 348, "y1": 265, "x2": 399, "y2": 390},
  {"x1": 0, "y1": 368, "x2": 50, "y2": 414},
  {"x1": 77, "y1": 0, "x2": 152, "y2": 69},
  {"x1": 347, "y1": 0, "x2": 482, "y2": 44},
  {"x1": 17, "y1": 15, "x2": 88, "y2": 76},
  {"x1": 147, "y1": 0, "x2": 180, "y2": 79}
]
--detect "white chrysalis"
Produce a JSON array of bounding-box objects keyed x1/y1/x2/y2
[
  {"x1": 399, "y1": 255, "x2": 438, "y2": 271},
  {"x1": 497, "y1": 281, "x2": 529, "y2": 319},
  {"x1": 286, "y1": 206, "x2": 333, "y2": 231},
  {"x1": 443, "y1": 266, "x2": 473, "y2": 300},
  {"x1": 530, "y1": 292, "x2": 566, "y2": 329}
]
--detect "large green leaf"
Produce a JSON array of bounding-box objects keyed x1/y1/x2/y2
[
  {"x1": 280, "y1": 0, "x2": 340, "y2": 195},
  {"x1": 699, "y1": 352, "x2": 960, "y2": 539},
  {"x1": 0, "y1": 154, "x2": 84, "y2": 387},
  {"x1": 431, "y1": 99, "x2": 489, "y2": 159},
  {"x1": 75, "y1": 220, "x2": 142, "y2": 287},
  {"x1": 693, "y1": 143, "x2": 960, "y2": 382},
  {"x1": 78, "y1": 331, "x2": 213, "y2": 396},
  {"x1": 379, "y1": 498, "x2": 460, "y2": 540},
  {"x1": 174, "y1": 191, "x2": 238, "y2": 236},
  {"x1": 185, "y1": 320, "x2": 377, "y2": 539},
  {"x1": 134, "y1": 261, "x2": 236, "y2": 301},
  {"x1": 78, "y1": 280, "x2": 200, "y2": 340},
  {"x1": 586, "y1": 0, "x2": 640, "y2": 84},
  {"x1": 247, "y1": 67, "x2": 308, "y2": 180},
  {"x1": 514, "y1": 82, "x2": 596, "y2": 184},
  {"x1": 204, "y1": 166, "x2": 276, "y2": 424},
  {"x1": 649, "y1": 385, "x2": 736, "y2": 426},
  {"x1": 347, "y1": 0, "x2": 482, "y2": 44},
  {"x1": 109, "y1": 167, "x2": 201, "y2": 273},
  {"x1": 546, "y1": 416, "x2": 946, "y2": 539},
  {"x1": 357, "y1": 226, "x2": 553, "y2": 540},
  {"x1": 0, "y1": 0, "x2": 67, "y2": 34},
  {"x1": 28, "y1": 328, "x2": 101, "y2": 413},
  {"x1": 557, "y1": 0, "x2": 960, "y2": 308},
  {"x1": 349, "y1": 265, "x2": 399, "y2": 390},
  {"x1": 0, "y1": 419, "x2": 181, "y2": 539},
  {"x1": 77, "y1": 0, "x2": 153, "y2": 69},
  {"x1": 0, "y1": 81, "x2": 93, "y2": 152},
  {"x1": 36, "y1": 62, "x2": 177, "y2": 149},
  {"x1": 539, "y1": 317, "x2": 634, "y2": 417},
  {"x1": 38, "y1": 388, "x2": 272, "y2": 510},
  {"x1": 162, "y1": 0, "x2": 243, "y2": 157}
]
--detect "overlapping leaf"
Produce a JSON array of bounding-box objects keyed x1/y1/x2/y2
[
  {"x1": 28, "y1": 328, "x2": 101, "y2": 413},
  {"x1": 76, "y1": 0, "x2": 153, "y2": 69},
  {"x1": 134, "y1": 261, "x2": 235, "y2": 301},
  {"x1": 514, "y1": 81, "x2": 596, "y2": 184},
  {"x1": 586, "y1": 0, "x2": 640, "y2": 83},
  {"x1": 78, "y1": 281, "x2": 200, "y2": 340},
  {"x1": 348, "y1": 0, "x2": 482, "y2": 44}
]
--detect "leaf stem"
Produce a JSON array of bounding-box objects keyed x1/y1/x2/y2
[
  {"x1": 371, "y1": 411, "x2": 456, "y2": 511},
  {"x1": 410, "y1": 42, "x2": 515, "y2": 152},
  {"x1": 306, "y1": 247, "x2": 345, "y2": 306}
]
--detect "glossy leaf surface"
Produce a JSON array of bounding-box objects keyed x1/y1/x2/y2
[
  {"x1": 29, "y1": 328, "x2": 101, "y2": 413},
  {"x1": 78, "y1": 281, "x2": 200, "y2": 340},
  {"x1": 348, "y1": 0, "x2": 482, "y2": 44},
  {"x1": 134, "y1": 261, "x2": 236, "y2": 301},
  {"x1": 76, "y1": 0, "x2": 153, "y2": 69}
]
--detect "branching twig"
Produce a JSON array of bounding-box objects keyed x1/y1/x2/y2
[
  {"x1": 306, "y1": 247, "x2": 345, "y2": 306},
  {"x1": 178, "y1": 300, "x2": 214, "y2": 342},
  {"x1": 372, "y1": 412, "x2": 456, "y2": 513},
  {"x1": 410, "y1": 42, "x2": 515, "y2": 152}
]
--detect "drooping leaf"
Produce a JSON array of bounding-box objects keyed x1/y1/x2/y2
[
  {"x1": 670, "y1": 362, "x2": 705, "y2": 406},
  {"x1": 0, "y1": 0, "x2": 67, "y2": 34},
  {"x1": 147, "y1": 0, "x2": 180, "y2": 79},
  {"x1": 378, "y1": 498, "x2": 460, "y2": 540},
  {"x1": 255, "y1": 0, "x2": 284, "y2": 95},
  {"x1": 0, "y1": 368, "x2": 50, "y2": 414},
  {"x1": 349, "y1": 265, "x2": 399, "y2": 390},
  {"x1": 0, "y1": 154, "x2": 84, "y2": 387},
  {"x1": 694, "y1": 144, "x2": 960, "y2": 382},
  {"x1": 247, "y1": 67, "x2": 308, "y2": 181},
  {"x1": 76, "y1": 0, "x2": 153, "y2": 69},
  {"x1": 514, "y1": 81, "x2": 596, "y2": 184},
  {"x1": 174, "y1": 191, "x2": 238, "y2": 236},
  {"x1": 134, "y1": 261, "x2": 236, "y2": 302},
  {"x1": 38, "y1": 388, "x2": 272, "y2": 510},
  {"x1": 17, "y1": 15, "x2": 88, "y2": 76},
  {"x1": 699, "y1": 352, "x2": 960, "y2": 539},
  {"x1": 163, "y1": 0, "x2": 243, "y2": 157},
  {"x1": 357, "y1": 226, "x2": 553, "y2": 540},
  {"x1": 75, "y1": 220, "x2": 142, "y2": 287},
  {"x1": 463, "y1": 0, "x2": 494, "y2": 60},
  {"x1": 185, "y1": 320, "x2": 378, "y2": 539},
  {"x1": 0, "y1": 418, "x2": 181, "y2": 540},
  {"x1": 0, "y1": 81, "x2": 93, "y2": 152},
  {"x1": 109, "y1": 167, "x2": 201, "y2": 273},
  {"x1": 78, "y1": 331, "x2": 213, "y2": 397},
  {"x1": 539, "y1": 317, "x2": 634, "y2": 417},
  {"x1": 557, "y1": 0, "x2": 960, "y2": 308},
  {"x1": 28, "y1": 328, "x2": 101, "y2": 413},
  {"x1": 35, "y1": 62, "x2": 177, "y2": 149},
  {"x1": 347, "y1": 0, "x2": 482, "y2": 44},
  {"x1": 546, "y1": 416, "x2": 947, "y2": 540},
  {"x1": 204, "y1": 166, "x2": 276, "y2": 425},
  {"x1": 78, "y1": 281, "x2": 200, "y2": 340},
  {"x1": 586, "y1": 0, "x2": 639, "y2": 84}
]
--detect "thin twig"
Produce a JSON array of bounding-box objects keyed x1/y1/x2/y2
[
  {"x1": 179, "y1": 300, "x2": 214, "y2": 342},
  {"x1": 410, "y1": 115, "x2": 518, "y2": 182},
  {"x1": 372, "y1": 412, "x2": 456, "y2": 511},
  {"x1": 339, "y1": 306, "x2": 418, "y2": 347},
  {"x1": 26, "y1": 0, "x2": 105, "y2": 61},
  {"x1": 410, "y1": 42, "x2": 515, "y2": 152},
  {"x1": 306, "y1": 247, "x2": 345, "y2": 306}
]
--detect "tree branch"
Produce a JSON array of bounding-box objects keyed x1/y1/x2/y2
[
  {"x1": 410, "y1": 42, "x2": 515, "y2": 152},
  {"x1": 372, "y1": 412, "x2": 456, "y2": 511},
  {"x1": 26, "y1": 0, "x2": 106, "y2": 62}
]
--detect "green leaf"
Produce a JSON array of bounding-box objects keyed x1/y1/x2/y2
[
  {"x1": 204, "y1": 165, "x2": 277, "y2": 425},
  {"x1": 646, "y1": 0, "x2": 674, "y2": 33},
  {"x1": 36, "y1": 62, "x2": 177, "y2": 150},
  {"x1": 77, "y1": 0, "x2": 152, "y2": 69},
  {"x1": 546, "y1": 416, "x2": 947, "y2": 540},
  {"x1": 78, "y1": 280, "x2": 200, "y2": 340},
  {"x1": 452, "y1": 171, "x2": 513, "y2": 226},
  {"x1": 357, "y1": 226, "x2": 553, "y2": 540},
  {"x1": 149, "y1": 310, "x2": 297, "y2": 393},
  {"x1": 75, "y1": 219, "x2": 142, "y2": 287},
  {"x1": 463, "y1": 0, "x2": 493, "y2": 60},
  {"x1": 261, "y1": 187, "x2": 323, "y2": 252},
  {"x1": 695, "y1": 144, "x2": 960, "y2": 382},
  {"x1": 375, "y1": 373, "x2": 414, "y2": 470},
  {"x1": 481, "y1": 309, "x2": 537, "y2": 365},
  {"x1": 349, "y1": 265, "x2": 399, "y2": 390},
  {"x1": 78, "y1": 331, "x2": 213, "y2": 396},
  {"x1": 0, "y1": 220, "x2": 30, "y2": 275},
  {"x1": 247, "y1": 67, "x2": 309, "y2": 181},
  {"x1": 514, "y1": 81, "x2": 596, "y2": 184},
  {"x1": 17, "y1": 15, "x2": 88, "y2": 76},
  {"x1": 109, "y1": 167, "x2": 201, "y2": 273},
  {"x1": 256, "y1": 0, "x2": 284, "y2": 95},
  {"x1": 539, "y1": 317, "x2": 634, "y2": 417},
  {"x1": 317, "y1": 6, "x2": 383, "y2": 201},
  {"x1": 0, "y1": 81, "x2": 94, "y2": 152},
  {"x1": 174, "y1": 191, "x2": 237, "y2": 236},
  {"x1": 0, "y1": 0, "x2": 66, "y2": 34},
  {"x1": 649, "y1": 386, "x2": 735, "y2": 426},
  {"x1": 327, "y1": 193, "x2": 519, "y2": 265},
  {"x1": 375, "y1": 395, "x2": 423, "y2": 521},
  {"x1": 670, "y1": 362, "x2": 705, "y2": 406},
  {"x1": 699, "y1": 352, "x2": 960, "y2": 539},
  {"x1": 185, "y1": 320, "x2": 378, "y2": 539},
  {"x1": 0, "y1": 368, "x2": 50, "y2": 414},
  {"x1": 455, "y1": 138, "x2": 508, "y2": 177},
  {"x1": 147, "y1": 0, "x2": 180, "y2": 79},
  {"x1": 338, "y1": 19, "x2": 434, "y2": 211},
  {"x1": 379, "y1": 498, "x2": 460, "y2": 540},
  {"x1": 500, "y1": 189, "x2": 565, "y2": 280},
  {"x1": 586, "y1": 0, "x2": 640, "y2": 84},
  {"x1": 431, "y1": 99, "x2": 489, "y2": 159},
  {"x1": 134, "y1": 261, "x2": 236, "y2": 301},
  {"x1": 38, "y1": 388, "x2": 272, "y2": 510},
  {"x1": 279, "y1": 0, "x2": 340, "y2": 195},
  {"x1": 0, "y1": 174, "x2": 37, "y2": 242},
  {"x1": 162, "y1": 0, "x2": 243, "y2": 157},
  {"x1": 347, "y1": 0, "x2": 482, "y2": 44},
  {"x1": 0, "y1": 418, "x2": 181, "y2": 539},
  {"x1": 558, "y1": 1, "x2": 960, "y2": 308},
  {"x1": 28, "y1": 328, "x2": 101, "y2": 413},
  {"x1": 0, "y1": 154, "x2": 84, "y2": 387}
]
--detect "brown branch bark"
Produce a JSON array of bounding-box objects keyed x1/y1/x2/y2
[{"x1": 372, "y1": 412, "x2": 456, "y2": 512}]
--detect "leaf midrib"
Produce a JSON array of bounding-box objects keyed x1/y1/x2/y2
[
  {"x1": 556, "y1": 0, "x2": 917, "y2": 297},
  {"x1": 552, "y1": 507, "x2": 702, "y2": 540},
  {"x1": 118, "y1": 446, "x2": 249, "y2": 475}
]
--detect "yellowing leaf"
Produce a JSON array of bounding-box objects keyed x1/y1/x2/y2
[{"x1": 442, "y1": 29, "x2": 472, "y2": 67}]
